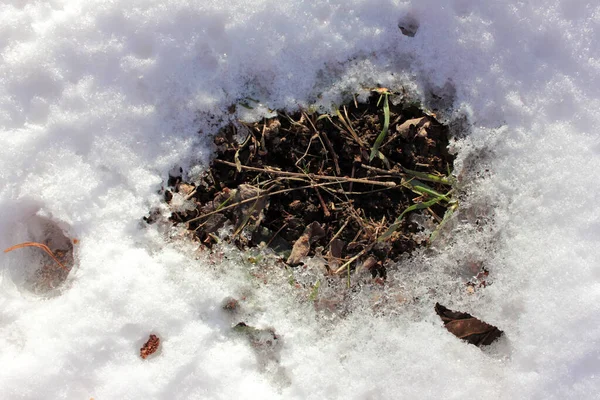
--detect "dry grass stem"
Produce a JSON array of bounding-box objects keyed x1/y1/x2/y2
[{"x1": 4, "y1": 242, "x2": 69, "y2": 271}]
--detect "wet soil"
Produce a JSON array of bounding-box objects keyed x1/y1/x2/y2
[{"x1": 163, "y1": 92, "x2": 455, "y2": 280}]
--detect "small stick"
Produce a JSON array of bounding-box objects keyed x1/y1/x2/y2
[
  {"x1": 4, "y1": 242, "x2": 69, "y2": 270},
  {"x1": 265, "y1": 223, "x2": 288, "y2": 248},
  {"x1": 313, "y1": 186, "x2": 331, "y2": 217},
  {"x1": 184, "y1": 189, "x2": 197, "y2": 201},
  {"x1": 185, "y1": 180, "x2": 351, "y2": 225},
  {"x1": 329, "y1": 218, "x2": 350, "y2": 245},
  {"x1": 295, "y1": 132, "x2": 318, "y2": 167},
  {"x1": 334, "y1": 249, "x2": 367, "y2": 274},
  {"x1": 320, "y1": 131, "x2": 341, "y2": 175},
  {"x1": 213, "y1": 159, "x2": 397, "y2": 187},
  {"x1": 360, "y1": 164, "x2": 402, "y2": 176},
  {"x1": 349, "y1": 163, "x2": 356, "y2": 192},
  {"x1": 303, "y1": 112, "x2": 341, "y2": 176},
  {"x1": 427, "y1": 207, "x2": 443, "y2": 223}
]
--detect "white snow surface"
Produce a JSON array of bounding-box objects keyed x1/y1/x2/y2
[{"x1": 1, "y1": 0, "x2": 600, "y2": 399}]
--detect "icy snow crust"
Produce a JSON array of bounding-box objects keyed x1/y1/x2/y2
[{"x1": 1, "y1": 0, "x2": 599, "y2": 398}]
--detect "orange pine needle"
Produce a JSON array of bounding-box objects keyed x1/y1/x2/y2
[{"x1": 4, "y1": 242, "x2": 69, "y2": 270}]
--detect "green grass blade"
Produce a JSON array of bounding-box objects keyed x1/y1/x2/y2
[
  {"x1": 401, "y1": 166, "x2": 453, "y2": 185},
  {"x1": 369, "y1": 93, "x2": 390, "y2": 161},
  {"x1": 429, "y1": 201, "x2": 458, "y2": 243},
  {"x1": 378, "y1": 195, "x2": 445, "y2": 242},
  {"x1": 402, "y1": 178, "x2": 451, "y2": 202},
  {"x1": 309, "y1": 279, "x2": 321, "y2": 301}
]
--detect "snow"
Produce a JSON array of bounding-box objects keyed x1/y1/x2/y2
[{"x1": 1, "y1": 0, "x2": 599, "y2": 399}]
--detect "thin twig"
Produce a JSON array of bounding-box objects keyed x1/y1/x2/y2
[
  {"x1": 302, "y1": 111, "x2": 331, "y2": 169},
  {"x1": 313, "y1": 186, "x2": 331, "y2": 217},
  {"x1": 185, "y1": 180, "x2": 354, "y2": 225},
  {"x1": 213, "y1": 159, "x2": 397, "y2": 187},
  {"x1": 334, "y1": 248, "x2": 367, "y2": 274},
  {"x1": 329, "y1": 218, "x2": 350, "y2": 245},
  {"x1": 266, "y1": 223, "x2": 288, "y2": 248},
  {"x1": 349, "y1": 163, "x2": 356, "y2": 192},
  {"x1": 4, "y1": 242, "x2": 69, "y2": 270},
  {"x1": 360, "y1": 163, "x2": 403, "y2": 176},
  {"x1": 320, "y1": 131, "x2": 341, "y2": 175},
  {"x1": 184, "y1": 189, "x2": 197, "y2": 201}
]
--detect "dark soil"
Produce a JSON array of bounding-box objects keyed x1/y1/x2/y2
[{"x1": 163, "y1": 92, "x2": 455, "y2": 281}]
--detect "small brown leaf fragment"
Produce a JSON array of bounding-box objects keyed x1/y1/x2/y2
[
  {"x1": 396, "y1": 116, "x2": 434, "y2": 139},
  {"x1": 287, "y1": 234, "x2": 310, "y2": 266},
  {"x1": 140, "y1": 334, "x2": 160, "y2": 359},
  {"x1": 327, "y1": 239, "x2": 345, "y2": 269},
  {"x1": 360, "y1": 256, "x2": 378, "y2": 273},
  {"x1": 287, "y1": 222, "x2": 325, "y2": 265},
  {"x1": 177, "y1": 183, "x2": 195, "y2": 197},
  {"x1": 222, "y1": 297, "x2": 239, "y2": 312},
  {"x1": 435, "y1": 303, "x2": 503, "y2": 347},
  {"x1": 396, "y1": 117, "x2": 425, "y2": 138},
  {"x1": 233, "y1": 184, "x2": 268, "y2": 232},
  {"x1": 416, "y1": 120, "x2": 431, "y2": 138}
]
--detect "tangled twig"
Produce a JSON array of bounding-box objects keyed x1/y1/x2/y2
[{"x1": 4, "y1": 242, "x2": 69, "y2": 270}]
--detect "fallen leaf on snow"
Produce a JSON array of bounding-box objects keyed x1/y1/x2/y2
[
  {"x1": 435, "y1": 303, "x2": 503, "y2": 347},
  {"x1": 140, "y1": 334, "x2": 160, "y2": 359}
]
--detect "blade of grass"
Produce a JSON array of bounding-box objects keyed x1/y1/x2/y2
[
  {"x1": 402, "y1": 178, "x2": 451, "y2": 202},
  {"x1": 429, "y1": 200, "x2": 459, "y2": 243},
  {"x1": 232, "y1": 196, "x2": 264, "y2": 237},
  {"x1": 369, "y1": 93, "x2": 390, "y2": 161},
  {"x1": 234, "y1": 134, "x2": 252, "y2": 172},
  {"x1": 401, "y1": 166, "x2": 454, "y2": 185},
  {"x1": 309, "y1": 279, "x2": 321, "y2": 301},
  {"x1": 378, "y1": 195, "x2": 446, "y2": 242},
  {"x1": 334, "y1": 107, "x2": 366, "y2": 147}
]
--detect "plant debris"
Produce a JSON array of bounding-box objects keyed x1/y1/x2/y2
[
  {"x1": 435, "y1": 303, "x2": 503, "y2": 346},
  {"x1": 140, "y1": 334, "x2": 160, "y2": 359},
  {"x1": 163, "y1": 91, "x2": 456, "y2": 283},
  {"x1": 4, "y1": 241, "x2": 70, "y2": 271},
  {"x1": 222, "y1": 297, "x2": 240, "y2": 312},
  {"x1": 233, "y1": 322, "x2": 288, "y2": 383},
  {"x1": 3, "y1": 233, "x2": 75, "y2": 295}
]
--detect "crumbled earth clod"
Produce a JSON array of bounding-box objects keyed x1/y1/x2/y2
[{"x1": 435, "y1": 303, "x2": 504, "y2": 347}]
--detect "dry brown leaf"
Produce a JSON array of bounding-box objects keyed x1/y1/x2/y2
[
  {"x1": 140, "y1": 334, "x2": 160, "y2": 359},
  {"x1": 396, "y1": 116, "x2": 435, "y2": 139},
  {"x1": 327, "y1": 239, "x2": 345, "y2": 269},
  {"x1": 287, "y1": 222, "x2": 325, "y2": 265},
  {"x1": 435, "y1": 303, "x2": 503, "y2": 347},
  {"x1": 177, "y1": 183, "x2": 195, "y2": 196}
]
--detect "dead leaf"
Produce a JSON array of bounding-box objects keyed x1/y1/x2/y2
[
  {"x1": 327, "y1": 239, "x2": 345, "y2": 269},
  {"x1": 233, "y1": 184, "x2": 268, "y2": 233},
  {"x1": 359, "y1": 256, "x2": 377, "y2": 272},
  {"x1": 287, "y1": 222, "x2": 326, "y2": 265},
  {"x1": 435, "y1": 303, "x2": 503, "y2": 347},
  {"x1": 140, "y1": 334, "x2": 160, "y2": 359},
  {"x1": 396, "y1": 116, "x2": 431, "y2": 138}
]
